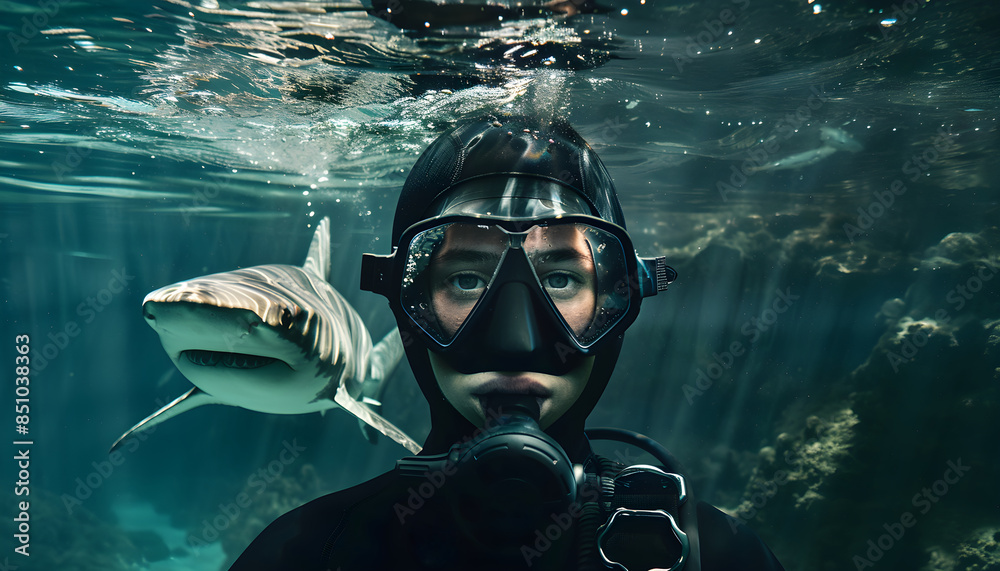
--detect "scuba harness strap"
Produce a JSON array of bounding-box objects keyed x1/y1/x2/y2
[{"x1": 584, "y1": 428, "x2": 702, "y2": 571}]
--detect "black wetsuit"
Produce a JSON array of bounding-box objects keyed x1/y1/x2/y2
[{"x1": 230, "y1": 453, "x2": 784, "y2": 571}]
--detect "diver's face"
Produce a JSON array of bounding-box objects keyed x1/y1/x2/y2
[
  {"x1": 426, "y1": 223, "x2": 597, "y2": 429},
  {"x1": 428, "y1": 224, "x2": 597, "y2": 337}
]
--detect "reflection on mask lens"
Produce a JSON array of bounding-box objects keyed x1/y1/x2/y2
[{"x1": 401, "y1": 222, "x2": 631, "y2": 347}]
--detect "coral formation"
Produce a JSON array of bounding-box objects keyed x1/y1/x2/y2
[
  {"x1": 704, "y1": 225, "x2": 1000, "y2": 570},
  {"x1": 924, "y1": 528, "x2": 1000, "y2": 571}
]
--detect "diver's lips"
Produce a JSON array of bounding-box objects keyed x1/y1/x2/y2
[
  {"x1": 472, "y1": 377, "x2": 552, "y2": 418},
  {"x1": 182, "y1": 349, "x2": 279, "y2": 370},
  {"x1": 471, "y1": 377, "x2": 553, "y2": 398}
]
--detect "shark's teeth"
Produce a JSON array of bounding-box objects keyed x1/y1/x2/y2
[
  {"x1": 222, "y1": 352, "x2": 277, "y2": 369},
  {"x1": 184, "y1": 349, "x2": 220, "y2": 367},
  {"x1": 183, "y1": 350, "x2": 277, "y2": 370}
]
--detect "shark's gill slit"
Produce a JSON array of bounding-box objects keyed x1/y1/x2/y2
[{"x1": 183, "y1": 349, "x2": 278, "y2": 369}]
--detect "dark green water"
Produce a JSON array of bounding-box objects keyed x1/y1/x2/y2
[{"x1": 1, "y1": 0, "x2": 998, "y2": 569}]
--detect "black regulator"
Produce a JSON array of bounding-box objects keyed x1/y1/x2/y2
[
  {"x1": 396, "y1": 397, "x2": 696, "y2": 571},
  {"x1": 397, "y1": 396, "x2": 581, "y2": 554}
]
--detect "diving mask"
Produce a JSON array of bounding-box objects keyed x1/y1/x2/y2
[{"x1": 361, "y1": 178, "x2": 676, "y2": 375}]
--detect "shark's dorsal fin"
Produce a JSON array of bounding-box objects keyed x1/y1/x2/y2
[{"x1": 302, "y1": 216, "x2": 332, "y2": 280}]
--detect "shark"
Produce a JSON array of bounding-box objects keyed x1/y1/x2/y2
[{"x1": 111, "y1": 217, "x2": 421, "y2": 454}]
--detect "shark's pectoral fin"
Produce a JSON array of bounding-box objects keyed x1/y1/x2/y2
[
  {"x1": 359, "y1": 419, "x2": 379, "y2": 445},
  {"x1": 357, "y1": 396, "x2": 383, "y2": 445},
  {"x1": 333, "y1": 386, "x2": 421, "y2": 454},
  {"x1": 110, "y1": 387, "x2": 222, "y2": 453},
  {"x1": 357, "y1": 330, "x2": 405, "y2": 446},
  {"x1": 316, "y1": 406, "x2": 375, "y2": 445}
]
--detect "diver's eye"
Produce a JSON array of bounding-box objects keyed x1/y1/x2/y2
[
  {"x1": 543, "y1": 273, "x2": 571, "y2": 290},
  {"x1": 450, "y1": 274, "x2": 486, "y2": 291},
  {"x1": 542, "y1": 274, "x2": 569, "y2": 289}
]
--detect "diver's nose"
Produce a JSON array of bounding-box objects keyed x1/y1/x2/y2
[
  {"x1": 475, "y1": 280, "x2": 580, "y2": 375},
  {"x1": 441, "y1": 246, "x2": 584, "y2": 376},
  {"x1": 485, "y1": 282, "x2": 543, "y2": 356}
]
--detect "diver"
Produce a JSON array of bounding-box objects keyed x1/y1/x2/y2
[{"x1": 229, "y1": 116, "x2": 784, "y2": 570}]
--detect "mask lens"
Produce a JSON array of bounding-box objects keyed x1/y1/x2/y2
[
  {"x1": 553, "y1": 224, "x2": 630, "y2": 345},
  {"x1": 399, "y1": 221, "x2": 632, "y2": 348},
  {"x1": 402, "y1": 223, "x2": 508, "y2": 344}
]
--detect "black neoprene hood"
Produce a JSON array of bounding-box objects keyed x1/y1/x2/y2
[
  {"x1": 391, "y1": 116, "x2": 627, "y2": 244},
  {"x1": 381, "y1": 115, "x2": 633, "y2": 458}
]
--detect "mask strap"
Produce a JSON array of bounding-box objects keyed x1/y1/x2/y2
[{"x1": 637, "y1": 257, "x2": 678, "y2": 297}]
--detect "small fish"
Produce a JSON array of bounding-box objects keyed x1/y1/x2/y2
[
  {"x1": 65, "y1": 250, "x2": 116, "y2": 261},
  {"x1": 749, "y1": 126, "x2": 862, "y2": 173},
  {"x1": 749, "y1": 144, "x2": 839, "y2": 172},
  {"x1": 111, "y1": 217, "x2": 421, "y2": 454}
]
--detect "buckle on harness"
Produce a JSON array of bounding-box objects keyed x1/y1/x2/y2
[{"x1": 597, "y1": 465, "x2": 690, "y2": 571}]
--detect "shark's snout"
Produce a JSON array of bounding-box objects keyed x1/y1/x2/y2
[
  {"x1": 142, "y1": 299, "x2": 302, "y2": 375},
  {"x1": 143, "y1": 300, "x2": 264, "y2": 333},
  {"x1": 144, "y1": 277, "x2": 299, "y2": 331}
]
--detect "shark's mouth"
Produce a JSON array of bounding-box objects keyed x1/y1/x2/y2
[{"x1": 183, "y1": 350, "x2": 279, "y2": 370}]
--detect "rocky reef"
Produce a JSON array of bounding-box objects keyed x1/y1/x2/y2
[
  {"x1": 924, "y1": 527, "x2": 1000, "y2": 571},
  {"x1": 669, "y1": 214, "x2": 1000, "y2": 570},
  {"x1": 0, "y1": 489, "x2": 171, "y2": 570}
]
